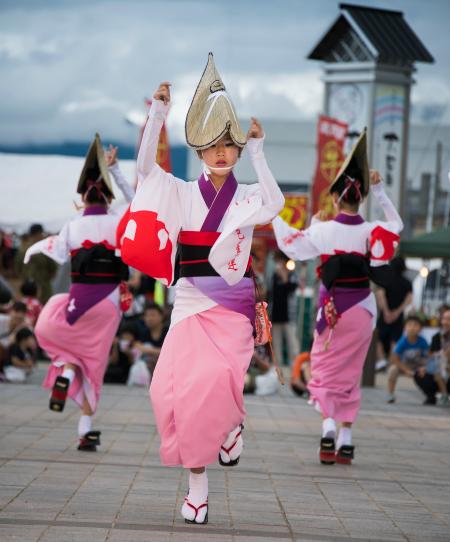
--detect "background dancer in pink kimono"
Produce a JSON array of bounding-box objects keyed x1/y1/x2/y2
[
  {"x1": 120, "y1": 53, "x2": 284, "y2": 524},
  {"x1": 24, "y1": 137, "x2": 133, "y2": 451},
  {"x1": 273, "y1": 131, "x2": 403, "y2": 465}
]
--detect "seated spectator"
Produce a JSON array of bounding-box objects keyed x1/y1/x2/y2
[
  {"x1": 136, "y1": 303, "x2": 168, "y2": 375},
  {"x1": 20, "y1": 279, "x2": 43, "y2": 327},
  {"x1": 387, "y1": 315, "x2": 428, "y2": 404},
  {"x1": 0, "y1": 302, "x2": 28, "y2": 371},
  {"x1": 291, "y1": 352, "x2": 311, "y2": 398},
  {"x1": 414, "y1": 308, "x2": 450, "y2": 406},
  {"x1": 244, "y1": 345, "x2": 279, "y2": 396},
  {"x1": 3, "y1": 328, "x2": 37, "y2": 383},
  {"x1": 104, "y1": 325, "x2": 137, "y2": 384}
]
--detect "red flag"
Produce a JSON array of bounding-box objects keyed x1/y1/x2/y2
[{"x1": 311, "y1": 115, "x2": 348, "y2": 219}]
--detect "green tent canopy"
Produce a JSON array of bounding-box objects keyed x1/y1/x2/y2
[{"x1": 399, "y1": 227, "x2": 450, "y2": 258}]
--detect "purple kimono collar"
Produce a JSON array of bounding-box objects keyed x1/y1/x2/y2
[
  {"x1": 198, "y1": 172, "x2": 238, "y2": 232},
  {"x1": 83, "y1": 205, "x2": 108, "y2": 216},
  {"x1": 334, "y1": 213, "x2": 364, "y2": 225}
]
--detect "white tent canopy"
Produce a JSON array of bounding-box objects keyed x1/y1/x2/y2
[{"x1": 0, "y1": 153, "x2": 137, "y2": 233}]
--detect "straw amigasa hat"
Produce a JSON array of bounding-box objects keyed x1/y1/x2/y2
[
  {"x1": 330, "y1": 128, "x2": 370, "y2": 197},
  {"x1": 185, "y1": 52, "x2": 246, "y2": 150},
  {"x1": 77, "y1": 133, "x2": 115, "y2": 198}
]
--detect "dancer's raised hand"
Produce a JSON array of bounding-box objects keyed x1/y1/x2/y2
[
  {"x1": 105, "y1": 144, "x2": 118, "y2": 167},
  {"x1": 247, "y1": 117, "x2": 264, "y2": 139},
  {"x1": 153, "y1": 82, "x2": 171, "y2": 105},
  {"x1": 370, "y1": 169, "x2": 382, "y2": 185}
]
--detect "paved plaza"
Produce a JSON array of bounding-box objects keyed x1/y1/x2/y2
[{"x1": 0, "y1": 366, "x2": 449, "y2": 542}]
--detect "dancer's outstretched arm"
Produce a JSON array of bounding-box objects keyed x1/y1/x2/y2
[
  {"x1": 246, "y1": 117, "x2": 285, "y2": 223},
  {"x1": 105, "y1": 145, "x2": 134, "y2": 203},
  {"x1": 136, "y1": 82, "x2": 171, "y2": 185},
  {"x1": 369, "y1": 170, "x2": 403, "y2": 233}
]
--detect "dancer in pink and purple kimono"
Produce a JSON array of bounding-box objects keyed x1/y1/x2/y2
[
  {"x1": 120, "y1": 54, "x2": 284, "y2": 524},
  {"x1": 273, "y1": 130, "x2": 403, "y2": 465},
  {"x1": 24, "y1": 138, "x2": 133, "y2": 452}
]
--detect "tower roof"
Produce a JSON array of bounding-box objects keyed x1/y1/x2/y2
[{"x1": 308, "y1": 3, "x2": 434, "y2": 65}]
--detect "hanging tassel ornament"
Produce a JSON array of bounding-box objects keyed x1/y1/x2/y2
[{"x1": 323, "y1": 296, "x2": 340, "y2": 351}]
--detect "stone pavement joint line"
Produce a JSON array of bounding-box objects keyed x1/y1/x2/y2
[{"x1": 0, "y1": 370, "x2": 449, "y2": 542}]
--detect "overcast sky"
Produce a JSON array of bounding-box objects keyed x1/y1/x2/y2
[{"x1": 1, "y1": 0, "x2": 449, "y2": 146}]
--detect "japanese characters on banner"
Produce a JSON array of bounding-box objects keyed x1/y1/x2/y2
[{"x1": 311, "y1": 115, "x2": 348, "y2": 219}]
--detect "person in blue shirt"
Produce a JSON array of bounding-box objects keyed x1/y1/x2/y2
[{"x1": 387, "y1": 315, "x2": 428, "y2": 403}]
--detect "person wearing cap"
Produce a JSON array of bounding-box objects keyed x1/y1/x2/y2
[
  {"x1": 273, "y1": 131, "x2": 403, "y2": 465},
  {"x1": 24, "y1": 137, "x2": 134, "y2": 452},
  {"x1": 120, "y1": 53, "x2": 284, "y2": 524}
]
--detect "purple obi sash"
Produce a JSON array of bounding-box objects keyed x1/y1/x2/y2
[
  {"x1": 184, "y1": 172, "x2": 255, "y2": 324},
  {"x1": 66, "y1": 283, "x2": 117, "y2": 325},
  {"x1": 316, "y1": 285, "x2": 370, "y2": 335}
]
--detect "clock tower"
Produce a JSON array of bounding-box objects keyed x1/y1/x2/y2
[{"x1": 308, "y1": 3, "x2": 433, "y2": 220}]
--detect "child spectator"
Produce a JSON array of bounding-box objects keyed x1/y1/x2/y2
[
  {"x1": 387, "y1": 315, "x2": 428, "y2": 403},
  {"x1": 291, "y1": 352, "x2": 311, "y2": 398},
  {"x1": 3, "y1": 328, "x2": 37, "y2": 383},
  {"x1": 20, "y1": 279, "x2": 43, "y2": 327}
]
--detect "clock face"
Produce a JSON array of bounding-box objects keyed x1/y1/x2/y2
[{"x1": 330, "y1": 84, "x2": 364, "y2": 126}]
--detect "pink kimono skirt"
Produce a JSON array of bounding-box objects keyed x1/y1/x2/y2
[
  {"x1": 308, "y1": 304, "x2": 372, "y2": 423},
  {"x1": 36, "y1": 294, "x2": 120, "y2": 413},
  {"x1": 150, "y1": 305, "x2": 254, "y2": 468}
]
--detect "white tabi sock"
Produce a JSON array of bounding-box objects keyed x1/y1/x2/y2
[
  {"x1": 336, "y1": 427, "x2": 352, "y2": 449},
  {"x1": 322, "y1": 417, "x2": 336, "y2": 440},
  {"x1": 219, "y1": 425, "x2": 243, "y2": 464},
  {"x1": 181, "y1": 471, "x2": 208, "y2": 523},
  {"x1": 78, "y1": 415, "x2": 92, "y2": 437},
  {"x1": 62, "y1": 368, "x2": 75, "y2": 385}
]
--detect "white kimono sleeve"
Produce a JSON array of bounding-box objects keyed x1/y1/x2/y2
[
  {"x1": 244, "y1": 137, "x2": 285, "y2": 224},
  {"x1": 371, "y1": 182, "x2": 403, "y2": 234},
  {"x1": 108, "y1": 163, "x2": 134, "y2": 204},
  {"x1": 272, "y1": 216, "x2": 321, "y2": 261},
  {"x1": 24, "y1": 224, "x2": 70, "y2": 265},
  {"x1": 121, "y1": 100, "x2": 188, "y2": 286}
]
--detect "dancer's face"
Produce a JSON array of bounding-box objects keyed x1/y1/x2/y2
[{"x1": 201, "y1": 136, "x2": 239, "y2": 177}]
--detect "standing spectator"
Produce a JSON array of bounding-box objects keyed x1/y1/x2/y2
[
  {"x1": 3, "y1": 328, "x2": 37, "y2": 383},
  {"x1": 376, "y1": 257, "x2": 412, "y2": 371},
  {"x1": 414, "y1": 308, "x2": 450, "y2": 405},
  {"x1": 269, "y1": 250, "x2": 299, "y2": 366},
  {"x1": 16, "y1": 224, "x2": 58, "y2": 303},
  {"x1": 386, "y1": 315, "x2": 428, "y2": 403},
  {"x1": 20, "y1": 280, "x2": 43, "y2": 327}
]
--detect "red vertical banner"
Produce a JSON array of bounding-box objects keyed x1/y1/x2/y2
[{"x1": 311, "y1": 115, "x2": 348, "y2": 219}]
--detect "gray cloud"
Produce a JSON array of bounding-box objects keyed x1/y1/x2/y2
[{"x1": 0, "y1": 0, "x2": 449, "y2": 146}]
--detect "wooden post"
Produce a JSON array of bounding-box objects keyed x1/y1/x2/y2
[{"x1": 362, "y1": 329, "x2": 378, "y2": 387}]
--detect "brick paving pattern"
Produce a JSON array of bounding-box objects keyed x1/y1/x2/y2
[{"x1": 0, "y1": 367, "x2": 449, "y2": 541}]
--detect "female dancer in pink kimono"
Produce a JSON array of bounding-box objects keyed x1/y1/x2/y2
[
  {"x1": 24, "y1": 138, "x2": 133, "y2": 451},
  {"x1": 120, "y1": 54, "x2": 284, "y2": 524},
  {"x1": 273, "y1": 131, "x2": 403, "y2": 465}
]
